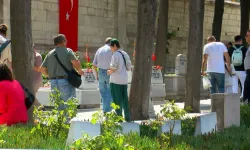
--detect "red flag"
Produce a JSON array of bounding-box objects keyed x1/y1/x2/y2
[{"x1": 59, "y1": 0, "x2": 78, "y2": 51}]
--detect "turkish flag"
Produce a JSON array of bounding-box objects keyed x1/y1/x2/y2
[{"x1": 59, "y1": 0, "x2": 78, "y2": 51}]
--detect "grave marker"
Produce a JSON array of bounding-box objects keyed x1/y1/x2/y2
[
  {"x1": 175, "y1": 54, "x2": 187, "y2": 75},
  {"x1": 79, "y1": 69, "x2": 98, "y2": 89}
]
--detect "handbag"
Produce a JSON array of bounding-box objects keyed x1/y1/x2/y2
[
  {"x1": 53, "y1": 51, "x2": 82, "y2": 88},
  {"x1": 20, "y1": 84, "x2": 35, "y2": 110}
]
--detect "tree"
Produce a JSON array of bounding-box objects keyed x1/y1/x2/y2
[
  {"x1": 10, "y1": 0, "x2": 34, "y2": 122},
  {"x1": 129, "y1": 0, "x2": 157, "y2": 120},
  {"x1": 155, "y1": 0, "x2": 169, "y2": 74},
  {"x1": 212, "y1": 0, "x2": 224, "y2": 41},
  {"x1": 185, "y1": 0, "x2": 205, "y2": 112},
  {"x1": 240, "y1": 0, "x2": 250, "y2": 46}
]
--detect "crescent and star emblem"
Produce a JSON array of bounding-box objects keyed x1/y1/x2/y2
[{"x1": 66, "y1": 0, "x2": 74, "y2": 21}]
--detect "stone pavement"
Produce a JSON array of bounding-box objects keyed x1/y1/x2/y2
[{"x1": 76, "y1": 99, "x2": 212, "y2": 120}]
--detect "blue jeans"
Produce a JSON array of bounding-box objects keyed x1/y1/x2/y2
[
  {"x1": 50, "y1": 79, "x2": 76, "y2": 110},
  {"x1": 98, "y1": 68, "x2": 113, "y2": 112},
  {"x1": 208, "y1": 72, "x2": 225, "y2": 94}
]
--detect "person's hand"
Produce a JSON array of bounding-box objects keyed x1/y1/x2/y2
[
  {"x1": 107, "y1": 70, "x2": 112, "y2": 75},
  {"x1": 201, "y1": 71, "x2": 207, "y2": 76},
  {"x1": 78, "y1": 69, "x2": 84, "y2": 76}
]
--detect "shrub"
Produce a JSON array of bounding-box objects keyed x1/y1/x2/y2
[
  {"x1": 240, "y1": 104, "x2": 250, "y2": 127},
  {"x1": 31, "y1": 89, "x2": 78, "y2": 140}
]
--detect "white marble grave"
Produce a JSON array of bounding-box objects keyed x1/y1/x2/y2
[
  {"x1": 175, "y1": 54, "x2": 187, "y2": 75},
  {"x1": 121, "y1": 122, "x2": 140, "y2": 134},
  {"x1": 37, "y1": 88, "x2": 100, "y2": 106},
  {"x1": 186, "y1": 112, "x2": 217, "y2": 136},
  {"x1": 161, "y1": 120, "x2": 181, "y2": 135},
  {"x1": 79, "y1": 69, "x2": 98, "y2": 89},
  {"x1": 151, "y1": 67, "x2": 164, "y2": 84},
  {"x1": 66, "y1": 118, "x2": 101, "y2": 145}
]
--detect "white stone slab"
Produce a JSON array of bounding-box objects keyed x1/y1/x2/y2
[
  {"x1": 37, "y1": 88, "x2": 100, "y2": 106},
  {"x1": 151, "y1": 67, "x2": 164, "y2": 84},
  {"x1": 175, "y1": 54, "x2": 187, "y2": 75},
  {"x1": 121, "y1": 122, "x2": 140, "y2": 134},
  {"x1": 151, "y1": 84, "x2": 166, "y2": 97},
  {"x1": 161, "y1": 120, "x2": 181, "y2": 135},
  {"x1": 79, "y1": 69, "x2": 98, "y2": 89},
  {"x1": 66, "y1": 118, "x2": 101, "y2": 145},
  {"x1": 188, "y1": 112, "x2": 217, "y2": 136},
  {"x1": 77, "y1": 89, "x2": 100, "y2": 105},
  {"x1": 128, "y1": 69, "x2": 133, "y2": 84}
]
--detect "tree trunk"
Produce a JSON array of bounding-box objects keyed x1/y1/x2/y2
[
  {"x1": 185, "y1": 0, "x2": 205, "y2": 113},
  {"x1": 10, "y1": 0, "x2": 34, "y2": 123},
  {"x1": 212, "y1": 0, "x2": 224, "y2": 41},
  {"x1": 240, "y1": 0, "x2": 250, "y2": 46},
  {"x1": 155, "y1": 0, "x2": 168, "y2": 74},
  {"x1": 129, "y1": 0, "x2": 157, "y2": 120}
]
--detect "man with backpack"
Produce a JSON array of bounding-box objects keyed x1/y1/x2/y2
[{"x1": 228, "y1": 35, "x2": 247, "y2": 97}]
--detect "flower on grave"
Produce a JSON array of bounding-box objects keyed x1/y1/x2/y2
[
  {"x1": 153, "y1": 65, "x2": 162, "y2": 70},
  {"x1": 152, "y1": 53, "x2": 156, "y2": 61}
]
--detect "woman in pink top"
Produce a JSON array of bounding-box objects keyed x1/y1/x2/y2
[{"x1": 0, "y1": 64, "x2": 28, "y2": 126}]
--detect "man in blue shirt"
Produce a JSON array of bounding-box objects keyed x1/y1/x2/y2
[{"x1": 93, "y1": 37, "x2": 113, "y2": 113}]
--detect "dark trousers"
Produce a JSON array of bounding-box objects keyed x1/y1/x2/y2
[
  {"x1": 110, "y1": 83, "x2": 130, "y2": 121},
  {"x1": 243, "y1": 70, "x2": 250, "y2": 102}
]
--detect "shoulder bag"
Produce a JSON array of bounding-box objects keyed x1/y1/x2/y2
[{"x1": 53, "y1": 51, "x2": 82, "y2": 88}]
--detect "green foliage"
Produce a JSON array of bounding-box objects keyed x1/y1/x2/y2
[
  {"x1": 139, "y1": 118, "x2": 163, "y2": 138},
  {"x1": 41, "y1": 52, "x2": 48, "y2": 60},
  {"x1": 31, "y1": 89, "x2": 78, "y2": 140},
  {"x1": 240, "y1": 104, "x2": 250, "y2": 127},
  {"x1": 70, "y1": 103, "x2": 134, "y2": 150},
  {"x1": 0, "y1": 124, "x2": 65, "y2": 149},
  {"x1": 81, "y1": 62, "x2": 93, "y2": 69},
  {"x1": 154, "y1": 30, "x2": 177, "y2": 54},
  {"x1": 181, "y1": 117, "x2": 197, "y2": 136}
]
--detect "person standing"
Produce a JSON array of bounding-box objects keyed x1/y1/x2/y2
[
  {"x1": 93, "y1": 37, "x2": 113, "y2": 113},
  {"x1": 32, "y1": 44, "x2": 43, "y2": 107},
  {"x1": 108, "y1": 39, "x2": 132, "y2": 121},
  {"x1": 0, "y1": 24, "x2": 12, "y2": 69},
  {"x1": 243, "y1": 30, "x2": 250, "y2": 103},
  {"x1": 40, "y1": 34, "x2": 83, "y2": 109},
  {"x1": 228, "y1": 35, "x2": 247, "y2": 97},
  {"x1": 201, "y1": 36, "x2": 231, "y2": 94}
]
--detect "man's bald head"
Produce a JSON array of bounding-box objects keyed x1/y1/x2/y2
[
  {"x1": 207, "y1": 36, "x2": 216, "y2": 43},
  {"x1": 105, "y1": 37, "x2": 112, "y2": 44}
]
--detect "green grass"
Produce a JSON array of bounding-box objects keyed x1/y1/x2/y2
[
  {"x1": 2, "y1": 124, "x2": 250, "y2": 149},
  {"x1": 0, "y1": 124, "x2": 67, "y2": 149}
]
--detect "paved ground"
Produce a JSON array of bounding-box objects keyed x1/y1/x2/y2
[{"x1": 76, "y1": 99, "x2": 212, "y2": 120}]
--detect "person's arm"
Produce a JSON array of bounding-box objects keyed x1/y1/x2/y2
[
  {"x1": 201, "y1": 54, "x2": 208, "y2": 76},
  {"x1": 34, "y1": 54, "x2": 43, "y2": 72},
  {"x1": 224, "y1": 52, "x2": 231, "y2": 73},
  {"x1": 125, "y1": 53, "x2": 132, "y2": 71},
  {"x1": 40, "y1": 55, "x2": 49, "y2": 77},
  {"x1": 68, "y1": 49, "x2": 84, "y2": 75},
  {"x1": 108, "y1": 53, "x2": 118, "y2": 75},
  {"x1": 92, "y1": 50, "x2": 99, "y2": 80},
  {"x1": 0, "y1": 84, "x2": 7, "y2": 114}
]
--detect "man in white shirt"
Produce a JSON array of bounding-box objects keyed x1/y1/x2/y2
[
  {"x1": 201, "y1": 36, "x2": 231, "y2": 94},
  {"x1": 108, "y1": 39, "x2": 132, "y2": 122},
  {"x1": 93, "y1": 37, "x2": 113, "y2": 113}
]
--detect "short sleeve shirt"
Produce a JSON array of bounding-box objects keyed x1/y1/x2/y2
[
  {"x1": 42, "y1": 47, "x2": 78, "y2": 78},
  {"x1": 204, "y1": 42, "x2": 227, "y2": 74},
  {"x1": 110, "y1": 50, "x2": 132, "y2": 85},
  {"x1": 93, "y1": 45, "x2": 113, "y2": 69}
]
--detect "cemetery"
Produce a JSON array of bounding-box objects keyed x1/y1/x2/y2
[{"x1": 2, "y1": 0, "x2": 250, "y2": 149}]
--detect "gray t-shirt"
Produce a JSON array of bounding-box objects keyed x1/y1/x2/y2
[
  {"x1": 42, "y1": 47, "x2": 78, "y2": 78},
  {"x1": 244, "y1": 46, "x2": 250, "y2": 70}
]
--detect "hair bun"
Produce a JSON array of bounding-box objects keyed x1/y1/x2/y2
[{"x1": 0, "y1": 24, "x2": 8, "y2": 32}]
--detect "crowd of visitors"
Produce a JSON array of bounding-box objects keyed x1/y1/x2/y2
[
  {"x1": 1, "y1": 21, "x2": 250, "y2": 125},
  {"x1": 202, "y1": 30, "x2": 250, "y2": 104}
]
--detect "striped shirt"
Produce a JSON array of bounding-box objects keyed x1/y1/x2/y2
[
  {"x1": 93, "y1": 44, "x2": 113, "y2": 69},
  {"x1": 110, "y1": 49, "x2": 132, "y2": 85}
]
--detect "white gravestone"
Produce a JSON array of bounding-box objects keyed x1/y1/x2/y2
[
  {"x1": 175, "y1": 54, "x2": 187, "y2": 75},
  {"x1": 79, "y1": 69, "x2": 98, "y2": 89},
  {"x1": 161, "y1": 120, "x2": 181, "y2": 135},
  {"x1": 37, "y1": 88, "x2": 100, "y2": 106},
  {"x1": 151, "y1": 67, "x2": 164, "y2": 84},
  {"x1": 121, "y1": 122, "x2": 140, "y2": 134},
  {"x1": 66, "y1": 118, "x2": 101, "y2": 145}
]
